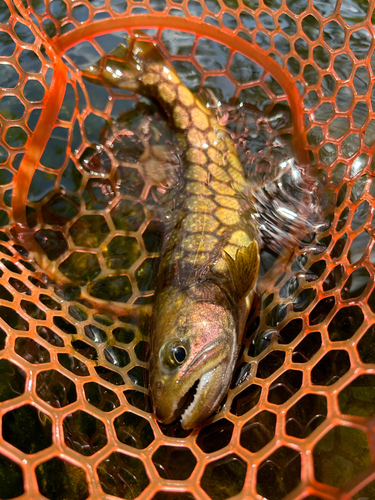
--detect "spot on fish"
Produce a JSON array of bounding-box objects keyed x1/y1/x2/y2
[
  {"x1": 142, "y1": 72, "x2": 159, "y2": 85},
  {"x1": 208, "y1": 163, "x2": 231, "y2": 182},
  {"x1": 173, "y1": 105, "x2": 189, "y2": 129},
  {"x1": 228, "y1": 167, "x2": 246, "y2": 187},
  {"x1": 178, "y1": 84, "x2": 195, "y2": 106},
  {"x1": 184, "y1": 213, "x2": 219, "y2": 232},
  {"x1": 211, "y1": 180, "x2": 234, "y2": 196},
  {"x1": 227, "y1": 152, "x2": 242, "y2": 171},
  {"x1": 185, "y1": 164, "x2": 208, "y2": 182},
  {"x1": 186, "y1": 195, "x2": 217, "y2": 212},
  {"x1": 215, "y1": 195, "x2": 241, "y2": 210},
  {"x1": 186, "y1": 148, "x2": 207, "y2": 165},
  {"x1": 183, "y1": 233, "x2": 218, "y2": 251},
  {"x1": 187, "y1": 128, "x2": 206, "y2": 147},
  {"x1": 186, "y1": 181, "x2": 211, "y2": 196},
  {"x1": 158, "y1": 82, "x2": 176, "y2": 103},
  {"x1": 190, "y1": 107, "x2": 209, "y2": 131},
  {"x1": 229, "y1": 229, "x2": 252, "y2": 247},
  {"x1": 216, "y1": 207, "x2": 240, "y2": 225}
]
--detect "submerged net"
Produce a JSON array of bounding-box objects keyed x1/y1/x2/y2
[{"x1": 0, "y1": 0, "x2": 375, "y2": 498}]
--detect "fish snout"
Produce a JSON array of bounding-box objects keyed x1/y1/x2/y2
[{"x1": 151, "y1": 380, "x2": 177, "y2": 425}]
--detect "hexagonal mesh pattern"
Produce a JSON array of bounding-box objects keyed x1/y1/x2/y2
[{"x1": 0, "y1": 0, "x2": 375, "y2": 498}]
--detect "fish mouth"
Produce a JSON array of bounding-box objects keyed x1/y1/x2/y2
[
  {"x1": 152, "y1": 341, "x2": 236, "y2": 429},
  {"x1": 173, "y1": 367, "x2": 226, "y2": 429},
  {"x1": 174, "y1": 378, "x2": 200, "y2": 421}
]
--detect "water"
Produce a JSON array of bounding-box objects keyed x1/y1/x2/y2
[{"x1": 85, "y1": 77, "x2": 327, "y2": 284}]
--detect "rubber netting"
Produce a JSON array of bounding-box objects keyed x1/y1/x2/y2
[{"x1": 0, "y1": 0, "x2": 374, "y2": 499}]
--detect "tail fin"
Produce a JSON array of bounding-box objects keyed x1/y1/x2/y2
[
  {"x1": 82, "y1": 40, "x2": 140, "y2": 91},
  {"x1": 129, "y1": 39, "x2": 165, "y2": 67},
  {"x1": 82, "y1": 36, "x2": 168, "y2": 91}
]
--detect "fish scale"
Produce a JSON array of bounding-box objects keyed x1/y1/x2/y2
[{"x1": 85, "y1": 35, "x2": 260, "y2": 429}]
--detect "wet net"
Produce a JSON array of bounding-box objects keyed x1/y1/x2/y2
[{"x1": 0, "y1": 0, "x2": 375, "y2": 499}]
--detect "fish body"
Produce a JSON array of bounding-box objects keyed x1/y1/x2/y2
[{"x1": 85, "y1": 35, "x2": 260, "y2": 429}]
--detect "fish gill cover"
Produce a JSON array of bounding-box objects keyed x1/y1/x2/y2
[{"x1": 0, "y1": 0, "x2": 374, "y2": 499}]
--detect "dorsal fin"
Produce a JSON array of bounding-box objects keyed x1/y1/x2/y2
[{"x1": 224, "y1": 240, "x2": 259, "y2": 303}]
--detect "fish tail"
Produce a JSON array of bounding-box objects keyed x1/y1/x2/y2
[
  {"x1": 83, "y1": 40, "x2": 138, "y2": 91},
  {"x1": 83, "y1": 35, "x2": 168, "y2": 92},
  {"x1": 128, "y1": 36, "x2": 166, "y2": 67}
]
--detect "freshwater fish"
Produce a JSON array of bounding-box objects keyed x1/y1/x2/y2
[{"x1": 85, "y1": 34, "x2": 260, "y2": 429}]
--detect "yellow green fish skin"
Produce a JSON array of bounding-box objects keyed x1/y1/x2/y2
[{"x1": 86, "y1": 36, "x2": 260, "y2": 429}]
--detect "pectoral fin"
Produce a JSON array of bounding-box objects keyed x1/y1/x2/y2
[{"x1": 224, "y1": 240, "x2": 259, "y2": 302}]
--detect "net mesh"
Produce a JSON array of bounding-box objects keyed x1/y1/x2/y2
[{"x1": 0, "y1": 0, "x2": 375, "y2": 499}]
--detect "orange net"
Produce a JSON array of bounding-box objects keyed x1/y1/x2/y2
[{"x1": 0, "y1": 0, "x2": 375, "y2": 499}]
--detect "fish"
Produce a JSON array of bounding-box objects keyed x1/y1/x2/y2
[{"x1": 84, "y1": 33, "x2": 260, "y2": 429}]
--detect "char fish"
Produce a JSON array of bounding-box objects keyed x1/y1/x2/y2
[{"x1": 85, "y1": 34, "x2": 260, "y2": 429}]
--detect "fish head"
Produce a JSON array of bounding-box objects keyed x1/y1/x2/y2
[{"x1": 150, "y1": 283, "x2": 238, "y2": 429}]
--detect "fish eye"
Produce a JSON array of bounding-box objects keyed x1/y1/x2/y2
[
  {"x1": 172, "y1": 345, "x2": 187, "y2": 364},
  {"x1": 161, "y1": 340, "x2": 188, "y2": 368}
]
